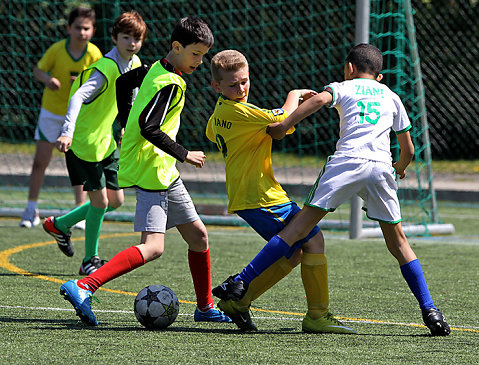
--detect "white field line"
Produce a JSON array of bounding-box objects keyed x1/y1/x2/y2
[{"x1": 1, "y1": 305, "x2": 479, "y2": 332}]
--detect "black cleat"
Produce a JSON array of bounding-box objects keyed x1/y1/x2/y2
[
  {"x1": 43, "y1": 216, "x2": 73, "y2": 257},
  {"x1": 422, "y1": 308, "x2": 451, "y2": 336},
  {"x1": 79, "y1": 256, "x2": 108, "y2": 275},
  {"x1": 212, "y1": 274, "x2": 249, "y2": 301},
  {"x1": 217, "y1": 299, "x2": 257, "y2": 332}
]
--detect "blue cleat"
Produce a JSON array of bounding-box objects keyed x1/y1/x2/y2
[
  {"x1": 60, "y1": 279, "x2": 98, "y2": 326},
  {"x1": 194, "y1": 306, "x2": 232, "y2": 323}
]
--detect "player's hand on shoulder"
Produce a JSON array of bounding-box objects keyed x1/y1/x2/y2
[
  {"x1": 266, "y1": 122, "x2": 287, "y2": 140},
  {"x1": 186, "y1": 151, "x2": 206, "y2": 168},
  {"x1": 47, "y1": 77, "x2": 61, "y2": 90},
  {"x1": 56, "y1": 136, "x2": 72, "y2": 153}
]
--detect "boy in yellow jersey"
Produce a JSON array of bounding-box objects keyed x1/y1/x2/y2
[
  {"x1": 58, "y1": 16, "x2": 231, "y2": 326},
  {"x1": 20, "y1": 7, "x2": 102, "y2": 228},
  {"x1": 43, "y1": 11, "x2": 147, "y2": 276},
  {"x1": 206, "y1": 50, "x2": 354, "y2": 333}
]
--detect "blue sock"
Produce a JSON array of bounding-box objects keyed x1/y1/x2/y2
[
  {"x1": 236, "y1": 235, "x2": 291, "y2": 284},
  {"x1": 400, "y1": 259, "x2": 436, "y2": 312}
]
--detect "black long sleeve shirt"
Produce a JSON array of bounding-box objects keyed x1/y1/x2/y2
[{"x1": 116, "y1": 61, "x2": 188, "y2": 162}]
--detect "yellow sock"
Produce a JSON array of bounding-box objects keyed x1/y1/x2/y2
[
  {"x1": 236, "y1": 257, "x2": 293, "y2": 311},
  {"x1": 301, "y1": 252, "x2": 329, "y2": 319}
]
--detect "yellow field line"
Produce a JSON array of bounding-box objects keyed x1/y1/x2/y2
[{"x1": 0, "y1": 235, "x2": 477, "y2": 334}]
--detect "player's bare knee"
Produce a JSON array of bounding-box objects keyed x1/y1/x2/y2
[
  {"x1": 139, "y1": 241, "x2": 164, "y2": 262},
  {"x1": 187, "y1": 232, "x2": 208, "y2": 251},
  {"x1": 108, "y1": 197, "x2": 124, "y2": 209},
  {"x1": 32, "y1": 157, "x2": 49, "y2": 171},
  {"x1": 303, "y1": 231, "x2": 325, "y2": 254},
  {"x1": 288, "y1": 248, "x2": 303, "y2": 268}
]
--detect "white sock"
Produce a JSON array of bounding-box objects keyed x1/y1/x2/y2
[{"x1": 27, "y1": 201, "x2": 37, "y2": 211}]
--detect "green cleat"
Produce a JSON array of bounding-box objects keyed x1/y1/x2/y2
[
  {"x1": 217, "y1": 299, "x2": 257, "y2": 332},
  {"x1": 302, "y1": 312, "x2": 356, "y2": 334}
]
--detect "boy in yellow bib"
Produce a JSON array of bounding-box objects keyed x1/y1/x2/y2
[
  {"x1": 58, "y1": 16, "x2": 231, "y2": 326},
  {"x1": 207, "y1": 50, "x2": 354, "y2": 333},
  {"x1": 43, "y1": 11, "x2": 147, "y2": 276}
]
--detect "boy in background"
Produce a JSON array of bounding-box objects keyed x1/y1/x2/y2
[
  {"x1": 252, "y1": 43, "x2": 450, "y2": 336},
  {"x1": 20, "y1": 7, "x2": 101, "y2": 228},
  {"x1": 43, "y1": 11, "x2": 146, "y2": 276},
  {"x1": 58, "y1": 16, "x2": 231, "y2": 326},
  {"x1": 207, "y1": 50, "x2": 354, "y2": 333}
]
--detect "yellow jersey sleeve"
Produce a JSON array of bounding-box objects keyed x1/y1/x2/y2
[
  {"x1": 36, "y1": 39, "x2": 102, "y2": 115},
  {"x1": 207, "y1": 96, "x2": 292, "y2": 213}
]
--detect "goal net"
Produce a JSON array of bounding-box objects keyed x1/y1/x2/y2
[{"x1": 0, "y1": 0, "x2": 452, "y2": 236}]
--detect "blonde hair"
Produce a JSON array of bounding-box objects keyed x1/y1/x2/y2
[{"x1": 211, "y1": 50, "x2": 248, "y2": 82}]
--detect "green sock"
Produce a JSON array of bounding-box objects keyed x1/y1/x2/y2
[
  {"x1": 55, "y1": 201, "x2": 91, "y2": 233},
  {"x1": 84, "y1": 205, "x2": 107, "y2": 261}
]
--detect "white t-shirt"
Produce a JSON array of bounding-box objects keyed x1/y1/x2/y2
[{"x1": 327, "y1": 78, "x2": 411, "y2": 164}]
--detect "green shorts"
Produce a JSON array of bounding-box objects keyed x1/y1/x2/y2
[{"x1": 65, "y1": 149, "x2": 120, "y2": 191}]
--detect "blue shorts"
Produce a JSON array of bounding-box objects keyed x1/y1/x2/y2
[{"x1": 236, "y1": 202, "x2": 321, "y2": 258}]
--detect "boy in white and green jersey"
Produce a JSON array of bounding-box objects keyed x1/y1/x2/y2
[
  {"x1": 58, "y1": 16, "x2": 231, "y2": 326},
  {"x1": 263, "y1": 43, "x2": 450, "y2": 336},
  {"x1": 43, "y1": 11, "x2": 147, "y2": 276}
]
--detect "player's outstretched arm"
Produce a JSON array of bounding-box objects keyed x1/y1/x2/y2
[
  {"x1": 281, "y1": 89, "x2": 318, "y2": 114},
  {"x1": 393, "y1": 131, "x2": 414, "y2": 179},
  {"x1": 267, "y1": 90, "x2": 332, "y2": 140}
]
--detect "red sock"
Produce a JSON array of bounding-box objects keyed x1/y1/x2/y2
[
  {"x1": 78, "y1": 246, "x2": 145, "y2": 293},
  {"x1": 188, "y1": 249, "x2": 214, "y2": 311}
]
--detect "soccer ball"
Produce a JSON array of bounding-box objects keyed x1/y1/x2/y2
[{"x1": 134, "y1": 285, "x2": 179, "y2": 329}]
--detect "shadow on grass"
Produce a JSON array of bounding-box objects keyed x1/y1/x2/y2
[
  {"x1": 0, "y1": 272, "x2": 78, "y2": 278},
  {"x1": 1, "y1": 316, "x2": 432, "y2": 337}
]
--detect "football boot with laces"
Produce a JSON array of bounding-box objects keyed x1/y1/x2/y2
[
  {"x1": 302, "y1": 312, "x2": 356, "y2": 334},
  {"x1": 422, "y1": 308, "x2": 451, "y2": 336},
  {"x1": 60, "y1": 279, "x2": 98, "y2": 326},
  {"x1": 79, "y1": 256, "x2": 108, "y2": 275},
  {"x1": 43, "y1": 216, "x2": 74, "y2": 257},
  {"x1": 194, "y1": 306, "x2": 232, "y2": 323},
  {"x1": 212, "y1": 274, "x2": 249, "y2": 301},
  {"x1": 217, "y1": 299, "x2": 257, "y2": 331},
  {"x1": 19, "y1": 208, "x2": 40, "y2": 228}
]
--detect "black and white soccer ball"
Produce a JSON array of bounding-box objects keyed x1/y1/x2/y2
[{"x1": 134, "y1": 285, "x2": 179, "y2": 329}]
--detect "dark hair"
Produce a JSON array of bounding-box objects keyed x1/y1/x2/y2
[
  {"x1": 68, "y1": 7, "x2": 96, "y2": 26},
  {"x1": 345, "y1": 43, "x2": 383, "y2": 77},
  {"x1": 111, "y1": 10, "x2": 147, "y2": 41},
  {"x1": 171, "y1": 16, "x2": 214, "y2": 48}
]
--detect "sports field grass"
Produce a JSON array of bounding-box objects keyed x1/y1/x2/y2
[{"x1": 1, "y1": 204, "x2": 478, "y2": 364}]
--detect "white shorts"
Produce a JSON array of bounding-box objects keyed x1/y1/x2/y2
[
  {"x1": 305, "y1": 156, "x2": 401, "y2": 223},
  {"x1": 34, "y1": 108, "x2": 65, "y2": 143},
  {"x1": 134, "y1": 178, "x2": 200, "y2": 233}
]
